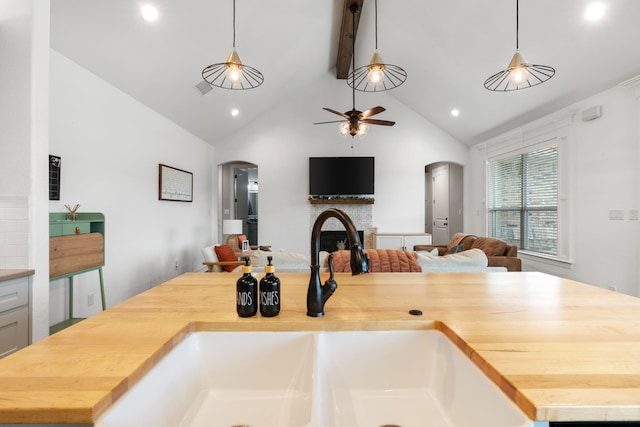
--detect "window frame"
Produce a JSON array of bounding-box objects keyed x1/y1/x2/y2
[
  {"x1": 481, "y1": 112, "x2": 573, "y2": 264},
  {"x1": 487, "y1": 145, "x2": 559, "y2": 256}
]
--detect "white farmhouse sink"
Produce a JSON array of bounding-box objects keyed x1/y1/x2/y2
[
  {"x1": 95, "y1": 330, "x2": 533, "y2": 427},
  {"x1": 96, "y1": 332, "x2": 315, "y2": 427},
  {"x1": 316, "y1": 330, "x2": 530, "y2": 427}
]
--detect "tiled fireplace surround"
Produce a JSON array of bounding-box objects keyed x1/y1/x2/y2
[{"x1": 309, "y1": 203, "x2": 375, "y2": 250}]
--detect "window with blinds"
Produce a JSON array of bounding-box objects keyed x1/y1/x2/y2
[{"x1": 487, "y1": 145, "x2": 558, "y2": 256}]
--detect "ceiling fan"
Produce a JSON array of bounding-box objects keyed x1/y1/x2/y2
[{"x1": 314, "y1": 3, "x2": 395, "y2": 138}]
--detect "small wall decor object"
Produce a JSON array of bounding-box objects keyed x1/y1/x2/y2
[
  {"x1": 159, "y1": 164, "x2": 193, "y2": 202},
  {"x1": 64, "y1": 204, "x2": 80, "y2": 220},
  {"x1": 49, "y1": 155, "x2": 61, "y2": 201}
]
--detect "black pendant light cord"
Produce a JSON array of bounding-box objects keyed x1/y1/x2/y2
[
  {"x1": 515, "y1": 0, "x2": 519, "y2": 50},
  {"x1": 232, "y1": 0, "x2": 236, "y2": 48},
  {"x1": 374, "y1": 0, "x2": 378, "y2": 50},
  {"x1": 351, "y1": 4, "x2": 356, "y2": 110}
]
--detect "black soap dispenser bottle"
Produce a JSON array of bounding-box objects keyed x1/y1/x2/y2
[
  {"x1": 259, "y1": 256, "x2": 281, "y2": 317},
  {"x1": 236, "y1": 257, "x2": 257, "y2": 317}
]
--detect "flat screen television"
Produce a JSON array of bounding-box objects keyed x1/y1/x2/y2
[{"x1": 309, "y1": 157, "x2": 375, "y2": 196}]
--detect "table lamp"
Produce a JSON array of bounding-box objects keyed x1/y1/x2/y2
[{"x1": 223, "y1": 219, "x2": 243, "y2": 252}]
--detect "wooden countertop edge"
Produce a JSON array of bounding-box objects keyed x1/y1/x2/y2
[
  {"x1": 0, "y1": 269, "x2": 35, "y2": 282},
  {"x1": 436, "y1": 321, "x2": 539, "y2": 420},
  {"x1": 93, "y1": 323, "x2": 194, "y2": 422},
  {"x1": 0, "y1": 322, "x2": 194, "y2": 425}
]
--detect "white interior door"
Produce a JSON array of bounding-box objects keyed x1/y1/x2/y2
[
  {"x1": 432, "y1": 164, "x2": 450, "y2": 245},
  {"x1": 234, "y1": 169, "x2": 249, "y2": 235}
]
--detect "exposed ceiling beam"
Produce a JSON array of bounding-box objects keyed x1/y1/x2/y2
[{"x1": 336, "y1": 0, "x2": 364, "y2": 80}]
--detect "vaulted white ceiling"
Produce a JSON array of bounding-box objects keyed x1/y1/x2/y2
[{"x1": 50, "y1": 0, "x2": 640, "y2": 146}]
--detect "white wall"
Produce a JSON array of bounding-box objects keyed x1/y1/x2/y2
[
  {"x1": 48, "y1": 50, "x2": 215, "y2": 323},
  {"x1": 0, "y1": 0, "x2": 50, "y2": 342},
  {"x1": 468, "y1": 85, "x2": 640, "y2": 296},
  {"x1": 0, "y1": 1, "x2": 32, "y2": 197},
  {"x1": 213, "y1": 72, "x2": 469, "y2": 254}
]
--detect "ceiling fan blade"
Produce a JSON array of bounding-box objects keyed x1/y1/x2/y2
[
  {"x1": 359, "y1": 106, "x2": 386, "y2": 119},
  {"x1": 362, "y1": 118, "x2": 395, "y2": 126},
  {"x1": 313, "y1": 120, "x2": 347, "y2": 125},
  {"x1": 323, "y1": 107, "x2": 349, "y2": 119}
]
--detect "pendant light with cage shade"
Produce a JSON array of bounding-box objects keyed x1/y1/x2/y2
[
  {"x1": 484, "y1": 0, "x2": 555, "y2": 92},
  {"x1": 201, "y1": 0, "x2": 264, "y2": 90},
  {"x1": 347, "y1": 0, "x2": 407, "y2": 92}
]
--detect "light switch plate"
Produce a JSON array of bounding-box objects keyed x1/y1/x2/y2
[{"x1": 609, "y1": 209, "x2": 624, "y2": 220}]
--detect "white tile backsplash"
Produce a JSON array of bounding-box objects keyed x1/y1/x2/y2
[
  {"x1": 0, "y1": 197, "x2": 29, "y2": 208},
  {"x1": 0, "y1": 197, "x2": 29, "y2": 268}
]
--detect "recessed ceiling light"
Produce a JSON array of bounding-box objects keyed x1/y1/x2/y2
[
  {"x1": 450, "y1": 108, "x2": 460, "y2": 117},
  {"x1": 584, "y1": 3, "x2": 605, "y2": 21},
  {"x1": 231, "y1": 109, "x2": 239, "y2": 117},
  {"x1": 141, "y1": 4, "x2": 159, "y2": 22}
]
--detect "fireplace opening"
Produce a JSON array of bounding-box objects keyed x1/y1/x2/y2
[{"x1": 320, "y1": 230, "x2": 364, "y2": 253}]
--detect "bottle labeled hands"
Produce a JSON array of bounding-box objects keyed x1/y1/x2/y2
[
  {"x1": 259, "y1": 256, "x2": 281, "y2": 317},
  {"x1": 236, "y1": 257, "x2": 257, "y2": 317}
]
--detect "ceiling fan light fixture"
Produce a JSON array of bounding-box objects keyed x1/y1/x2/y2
[
  {"x1": 339, "y1": 122, "x2": 350, "y2": 137},
  {"x1": 357, "y1": 123, "x2": 368, "y2": 138},
  {"x1": 484, "y1": 0, "x2": 554, "y2": 92},
  {"x1": 201, "y1": 0, "x2": 263, "y2": 90},
  {"x1": 315, "y1": 3, "x2": 395, "y2": 138}
]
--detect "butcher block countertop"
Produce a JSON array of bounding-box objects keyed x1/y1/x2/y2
[
  {"x1": 0, "y1": 269, "x2": 35, "y2": 282},
  {"x1": 1, "y1": 271, "x2": 640, "y2": 424}
]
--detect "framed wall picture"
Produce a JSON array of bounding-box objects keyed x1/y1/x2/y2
[
  {"x1": 49, "y1": 155, "x2": 61, "y2": 201},
  {"x1": 159, "y1": 164, "x2": 193, "y2": 202}
]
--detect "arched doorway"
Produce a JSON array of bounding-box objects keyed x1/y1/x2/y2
[
  {"x1": 425, "y1": 162, "x2": 463, "y2": 245},
  {"x1": 218, "y1": 161, "x2": 259, "y2": 245}
]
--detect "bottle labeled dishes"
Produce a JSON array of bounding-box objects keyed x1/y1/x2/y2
[{"x1": 259, "y1": 256, "x2": 280, "y2": 317}]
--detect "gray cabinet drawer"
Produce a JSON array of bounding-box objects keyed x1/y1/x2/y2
[
  {"x1": 0, "y1": 278, "x2": 28, "y2": 313},
  {"x1": 0, "y1": 305, "x2": 29, "y2": 358}
]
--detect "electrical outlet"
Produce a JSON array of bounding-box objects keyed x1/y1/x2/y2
[
  {"x1": 87, "y1": 294, "x2": 94, "y2": 306},
  {"x1": 608, "y1": 285, "x2": 617, "y2": 292}
]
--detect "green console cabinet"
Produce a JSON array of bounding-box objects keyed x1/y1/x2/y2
[{"x1": 49, "y1": 212, "x2": 105, "y2": 334}]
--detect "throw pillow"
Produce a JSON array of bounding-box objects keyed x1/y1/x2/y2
[
  {"x1": 445, "y1": 244, "x2": 464, "y2": 255},
  {"x1": 250, "y1": 249, "x2": 314, "y2": 272},
  {"x1": 415, "y1": 248, "x2": 488, "y2": 270},
  {"x1": 214, "y1": 244, "x2": 239, "y2": 272},
  {"x1": 471, "y1": 237, "x2": 508, "y2": 256},
  {"x1": 447, "y1": 232, "x2": 468, "y2": 251}
]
